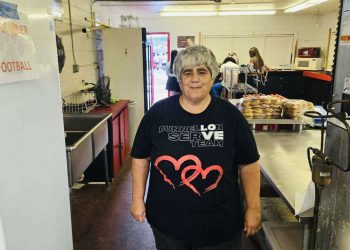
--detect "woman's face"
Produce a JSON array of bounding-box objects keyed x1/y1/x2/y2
[{"x1": 179, "y1": 64, "x2": 214, "y2": 104}]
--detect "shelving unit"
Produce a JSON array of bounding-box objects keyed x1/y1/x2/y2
[
  {"x1": 247, "y1": 118, "x2": 306, "y2": 132},
  {"x1": 222, "y1": 66, "x2": 258, "y2": 99}
]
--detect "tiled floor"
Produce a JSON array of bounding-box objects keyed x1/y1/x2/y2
[{"x1": 70, "y1": 158, "x2": 295, "y2": 250}]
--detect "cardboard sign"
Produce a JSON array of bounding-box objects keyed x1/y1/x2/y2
[{"x1": 0, "y1": 14, "x2": 39, "y2": 85}]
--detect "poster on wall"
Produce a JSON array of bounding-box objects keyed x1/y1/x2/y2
[
  {"x1": 177, "y1": 36, "x2": 195, "y2": 48},
  {"x1": 0, "y1": 2, "x2": 39, "y2": 85},
  {"x1": 339, "y1": 0, "x2": 350, "y2": 45}
]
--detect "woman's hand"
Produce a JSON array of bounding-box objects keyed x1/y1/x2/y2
[
  {"x1": 244, "y1": 207, "x2": 261, "y2": 237},
  {"x1": 130, "y1": 199, "x2": 146, "y2": 223}
]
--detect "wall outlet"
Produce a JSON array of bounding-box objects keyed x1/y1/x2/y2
[{"x1": 73, "y1": 64, "x2": 79, "y2": 73}]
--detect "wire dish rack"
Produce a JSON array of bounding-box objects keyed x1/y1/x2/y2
[
  {"x1": 231, "y1": 83, "x2": 258, "y2": 94},
  {"x1": 62, "y1": 91, "x2": 97, "y2": 113}
]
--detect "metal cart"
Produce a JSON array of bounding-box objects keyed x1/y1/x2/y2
[{"x1": 221, "y1": 65, "x2": 258, "y2": 99}]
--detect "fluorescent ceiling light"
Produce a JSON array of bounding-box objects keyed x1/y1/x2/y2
[
  {"x1": 284, "y1": 0, "x2": 328, "y2": 13},
  {"x1": 160, "y1": 11, "x2": 217, "y2": 16},
  {"x1": 218, "y1": 10, "x2": 276, "y2": 16},
  {"x1": 161, "y1": 10, "x2": 276, "y2": 17},
  {"x1": 163, "y1": 5, "x2": 216, "y2": 12}
]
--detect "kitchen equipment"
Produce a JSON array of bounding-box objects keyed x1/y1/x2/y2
[
  {"x1": 64, "y1": 113, "x2": 112, "y2": 187},
  {"x1": 294, "y1": 57, "x2": 324, "y2": 71},
  {"x1": 298, "y1": 47, "x2": 321, "y2": 58},
  {"x1": 85, "y1": 76, "x2": 111, "y2": 107},
  {"x1": 304, "y1": 99, "x2": 350, "y2": 249},
  {"x1": 62, "y1": 91, "x2": 97, "y2": 113},
  {"x1": 95, "y1": 76, "x2": 111, "y2": 106}
]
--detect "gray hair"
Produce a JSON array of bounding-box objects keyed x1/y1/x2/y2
[{"x1": 173, "y1": 45, "x2": 219, "y2": 82}]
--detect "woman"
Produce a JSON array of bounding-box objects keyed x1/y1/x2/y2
[
  {"x1": 131, "y1": 45, "x2": 261, "y2": 250},
  {"x1": 165, "y1": 50, "x2": 181, "y2": 96},
  {"x1": 249, "y1": 47, "x2": 268, "y2": 75},
  {"x1": 249, "y1": 47, "x2": 269, "y2": 86}
]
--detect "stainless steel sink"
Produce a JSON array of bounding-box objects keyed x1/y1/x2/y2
[{"x1": 63, "y1": 113, "x2": 112, "y2": 187}]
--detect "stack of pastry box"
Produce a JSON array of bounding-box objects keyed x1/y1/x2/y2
[
  {"x1": 240, "y1": 94, "x2": 284, "y2": 119},
  {"x1": 240, "y1": 94, "x2": 314, "y2": 119},
  {"x1": 282, "y1": 99, "x2": 314, "y2": 119}
]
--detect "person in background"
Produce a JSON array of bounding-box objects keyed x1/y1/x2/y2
[
  {"x1": 248, "y1": 47, "x2": 269, "y2": 86},
  {"x1": 130, "y1": 45, "x2": 261, "y2": 250},
  {"x1": 220, "y1": 56, "x2": 240, "y2": 99},
  {"x1": 228, "y1": 52, "x2": 239, "y2": 66},
  {"x1": 248, "y1": 47, "x2": 269, "y2": 75},
  {"x1": 165, "y1": 50, "x2": 182, "y2": 96},
  {"x1": 210, "y1": 67, "x2": 223, "y2": 97}
]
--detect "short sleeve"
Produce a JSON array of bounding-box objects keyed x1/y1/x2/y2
[
  {"x1": 130, "y1": 111, "x2": 152, "y2": 159},
  {"x1": 219, "y1": 64, "x2": 224, "y2": 73},
  {"x1": 233, "y1": 113, "x2": 260, "y2": 165}
]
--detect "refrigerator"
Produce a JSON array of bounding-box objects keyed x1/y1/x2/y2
[
  {"x1": 102, "y1": 27, "x2": 152, "y2": 145},
  {"x1": 0, "y1": 1, "x2": 73, "y2": 249}
]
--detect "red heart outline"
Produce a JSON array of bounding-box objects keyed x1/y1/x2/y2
[
  {"x1": 154, "y1": 155, "x2": 201, "y2": 189},
  {"x1": 181, "y1": 164, "x2": 223, "y2": 196},
  {"x1": 154, "y1": 155, "x2": 223, "y2": 195}
]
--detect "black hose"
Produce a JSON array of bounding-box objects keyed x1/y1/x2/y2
[
  {"x1": 307, "y1": 146, "x2": 322, "y2": 250},
  {"x1": 307, "y1": 147, "x2": 313, "y2": 172},
  {"x1": 326, "y1": 100, "x2": 350, "y2": 171},
  {"x1": 326, "y1": 100, "x2": 350, "y2": 131},
  {"x1": 311, "y1": 186, "x2": 321, "y2": 249},
  {"x1": 304, "y1": 111, "x2": 331, "y2": 152}
]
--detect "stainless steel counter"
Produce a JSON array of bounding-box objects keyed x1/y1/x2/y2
[{"x1": 254, "y1": 130, "x2": 321, "y2": 215}]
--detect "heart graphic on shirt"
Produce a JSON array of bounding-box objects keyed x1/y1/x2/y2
[
  {"x1": 154, "y1": 154, "x2": 223, "y2": 195},
  {"x1": 154, "y1": 155, "x2": 201, "y2": 189},
  {"x1": 180, "y1": 164, "x2": 223, "y2": 196}
]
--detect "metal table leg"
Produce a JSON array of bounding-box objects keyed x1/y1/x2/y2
[
  {"x1": 302, "y1": 223, "x2": 311, "y2": 250},
  {"x1": 103, "y1": 147, "x2": 109, "y2": 186}
]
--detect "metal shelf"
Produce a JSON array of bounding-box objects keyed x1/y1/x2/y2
[
  {"x1": 247, "y1": 118, "x2": 308, "y2": 132},
  {"x1": 246, "y1": 118, "x2": 305, "y2": 125},
  {"x1": 222, "y1": 66, "x2": 258, "y2": 99},
  {"x1": 229, "y1": 83, "x2": 258, "y2": 94}
]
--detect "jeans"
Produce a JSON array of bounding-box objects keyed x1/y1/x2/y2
[
  {"x1": 151, "y1": 226, "x2": 242, "y2": 250},
  {"x1": 211, "y1": 82, "x2": 223, "y2": 97}
]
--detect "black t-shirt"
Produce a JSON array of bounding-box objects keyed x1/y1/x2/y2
[{"x1": 131, "y1": 95, "x2": 260, "y2": 247}]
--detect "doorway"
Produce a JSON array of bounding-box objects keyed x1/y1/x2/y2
[{"x1": 147, "y1": 32, "x2": 170, "y2": 104}]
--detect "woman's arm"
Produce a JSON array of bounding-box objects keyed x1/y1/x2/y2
[
  {"x1": 249, "y1": 56, "x2": 258, "y2": 66},
  {"x1": 130, "y1": 157, "x2": 150, "y2": 223},
  {"x1": 240, "y1": 160, "x2": 261, "y2": 236}
]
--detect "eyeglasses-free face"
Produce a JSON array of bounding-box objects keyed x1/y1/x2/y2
[{"x1": 179, "y1": 64, "x2": 214, "y2": 104}]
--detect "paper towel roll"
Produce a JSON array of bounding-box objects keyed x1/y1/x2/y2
[{"x1": 0, "y1": 217, "x2": 7, "y2": 250}]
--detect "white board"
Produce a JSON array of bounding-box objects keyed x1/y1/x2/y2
[
  {"x1": 264, "y1": 36, "x2": 294, "y2": 69},
  {"x1": 202, "y1": 34, "x2": 294, "y2": 69}
]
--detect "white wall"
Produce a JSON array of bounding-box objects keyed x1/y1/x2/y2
[
  {"x1": 0, "y1": 1, "x2": 73, "y2": 249},
  {"x1": 319, "y1": 11, "x2": 338, "y2": 70},
  {"x1": 102, "y1": 28, "x2": 144, "y2": 144},
  {"x1": 97, "y1": 11, "x2": 338, "y2": 68},
  {"x1": 55, "y1": 0, "x2": 98, "y2": 97}
]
